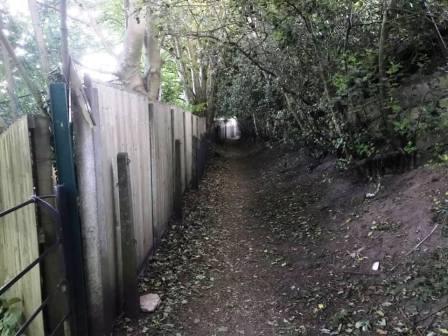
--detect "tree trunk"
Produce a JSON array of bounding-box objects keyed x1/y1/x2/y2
[
  {"x1": 0, "y1": 12, "x2": 19, "y2": 118},
  {"x1": 28, "y1": 0, "x2": 50, "y2": 79},
  {"x1": 0, "y1": 45, "x2": 19, "y2": 117},
  {"x1": 206, "y1": 63, "x2": 217, "y2": 127},
  {"x1": 173, "y1": 37, "x2": 196, "y2": 102},
  {"x1": 60, "y1": 0, "x2": 69, "y2": 79},
  {"x1": 302, "y1": 15, "x2": 343, "y2": 138},
  {"x1": 283, "y1": 92, "x2": 304, "y2": 132},
  {"x1": 378, "y1": 0, "x2": 395, "y2": 129},
  {"x1": 424, "y1": 1, "x2": 448, "y2": 59},
  {"x1": 118, "y1": 0, "x2": 146, "y2": 95},
  {"x1": 0, "y1": 24, "x2": 45, "y2": 113},
  {"x1": 144, "y1": 7, "x2": 162, "y2": 102},
  {"x1": 252, "y1": 113, "x2": 259, "y2": 138}
]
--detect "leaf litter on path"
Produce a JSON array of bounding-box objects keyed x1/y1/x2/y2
[{"x1": 113, "y1": 144, "x2": 448, "y2": 335}]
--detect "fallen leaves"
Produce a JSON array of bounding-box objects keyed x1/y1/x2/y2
[{"x1": 113, "y1": 146, "x2": 448, "y2": 336}]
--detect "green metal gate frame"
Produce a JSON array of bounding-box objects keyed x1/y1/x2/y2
[{"x1": 49, "y1": 83, "x2": 89, "y2": 335}]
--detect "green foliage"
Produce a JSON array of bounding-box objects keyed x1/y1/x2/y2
[
  {"x1": 189, "y1": 102, "x2": 207, "y2": 116},
  {"x1": 1, "y1": 0, "x2": 447, "y2": 164},
  {"x1": 0, "y1": 298, "x2": 22, "y2": 336},
  {"x1": 160, "y1": 52, "x2": 187, "y2": 108},
  {"x1": 212, "y1": 0, "x2": 448, "y2": 164}
]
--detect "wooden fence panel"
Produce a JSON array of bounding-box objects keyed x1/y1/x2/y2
[
  {"x1": 184, "y1": 111, "x2": 193, "y2": 187},
  {"x1": 192, "y1": 115, "x2": 199, "y2": 139},
  {"x1": 0, "y1": 117, "x2": 44, "y2": 336},
  {"x1": 76, "y1": 82, "x2": 154, "y2": 332},
  {"x1": 172, "y1": 108, "x2": 186, "y2": 193},
  {"x1": 92, "y1": 83, "x2": 153, "y2": 266},
  {"x1": 151, "y1": 103, "x2": 174, "y2": 241},
  {"x1": 199, "y1": 118, "x2": 207, "y2": 137},
  {"x1": 75, "y1": 81, "x2": 207, "y2": 334}
]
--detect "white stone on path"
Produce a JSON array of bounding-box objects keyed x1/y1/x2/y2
[{"x1": 140, "y1": 294, "x2": 161, "y2": 313}]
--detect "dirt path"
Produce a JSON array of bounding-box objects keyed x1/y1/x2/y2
[
  {"x1": 114, "y1": 143, "x2": 448, "y2": 336},
  {"x1": 176, "y1": 146, "x2": 292, "y2": 335}
]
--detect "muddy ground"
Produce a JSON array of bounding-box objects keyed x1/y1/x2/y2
[{"x1": 114, "y1": 143, "x2": 448, "y2": 335}]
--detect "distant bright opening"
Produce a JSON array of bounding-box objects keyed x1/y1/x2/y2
[{"x1": 214, "y1": 117, "x2": 241, "y2": 141}]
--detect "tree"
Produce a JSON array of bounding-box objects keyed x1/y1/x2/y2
[
  {"x1": 28, "y1": 0, "x2": 50, "y2": 79},
  {"x1": 117, "y1": 0, "x2": 162, "y2": 101},
  {"x1": 0, "y1": 10, "x2": 19, "y2": 118}
]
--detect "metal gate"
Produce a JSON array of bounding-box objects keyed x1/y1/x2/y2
[
  {"x1": 0, "y1": 83, "x2": 88, "y2": 335},
  {"x1": 0, "y1": 188, "x2": 73, "y2": 335}
]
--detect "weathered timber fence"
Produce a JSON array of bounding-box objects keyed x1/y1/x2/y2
[
  {"x1": 73, "y1": 80, "x2": 209, "y2": 335},
  {"x1": 0, "y1": 117, "x2": 45, "y2": 336},
  {"x1": 0, "y1": 81, "x2": 209, "y2": 336},
  {"x1": 0, "y1": 115, "x2": 82, "y2": 336}
]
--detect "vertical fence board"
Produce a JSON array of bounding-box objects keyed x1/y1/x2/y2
[
  {"x1": 29, "y1": 115, "x2": 68, "y2": 335},
  {"x1": 73, "y1": 84, "x2": 105, "y2": 335},
  {"x1": 151, "y1": 103, "x2": 176, "y2": 241},
  {"x1": 0, "y1": 117, "x2": 44, "y2": 336},
  {"x1": 184, "y1": 111, "x2": 193, "y2": 187},
  {"x1": 117, "y1": 153, "x2": 139, "y2": 317},
  {"x1": 173, "y1": 108, "x2": 186, "y2": 193}
]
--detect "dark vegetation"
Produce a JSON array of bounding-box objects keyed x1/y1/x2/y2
[
  {"x1": 2, "y1": 1, "x2": 448, "y2": 175},
  {"x1": 214, "y1": 1, "x2": 448, "y2": 174}
]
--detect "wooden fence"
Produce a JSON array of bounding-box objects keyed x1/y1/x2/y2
[
  {"x1": 0, "y1": 82, "x2": 209, "y2": 336},
  {"x1": 0, "y1": 116, "x2": 52, "y2": 336},
  {"x1": 73, "y1": 81, "x2": 208, "y2": 335}
]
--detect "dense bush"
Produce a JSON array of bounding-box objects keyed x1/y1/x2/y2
[{"x1": 214, "y1": 0, "x2": 448, "y2": 164}]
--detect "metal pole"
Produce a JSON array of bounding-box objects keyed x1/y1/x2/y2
[{"x1": 50, "y1": 83, "x2": 89, "y2": 335}]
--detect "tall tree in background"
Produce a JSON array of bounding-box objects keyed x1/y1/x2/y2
[
  {"x1": 0, "y1": 11, "x2": 19, "y2": 118},
  {"x1": 118, "y1": 0, "x2": 162, "y2": 101},
  {"x1": 28, "y1": 0, "x2": 50, "y2": 79}
]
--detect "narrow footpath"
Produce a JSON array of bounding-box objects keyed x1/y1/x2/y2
[{"x1": 114, "y1": 143, "x2": 448, "y2": 336}]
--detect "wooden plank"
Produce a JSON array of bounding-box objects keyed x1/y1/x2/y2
[
  {"x1": 75, "y1": 81, "x2": 105, "y2": 336},
  {"x1": 184, "y1": 111, "x2": 193, "y2": 187},
  {"x1": 0, "y1": 117, "x2": 44, "y2": 336},
  {"x1": 93, "y1": 84, "x2": 115, "y2": 335},
  {"x1": 192, "y1": 136, "x2": 199, "y2": 189},
  {"x1": 117, "y1": 152, "x2": 139, "y2": 317},
  {"x1": 29, "y1": 115, "x2": 68, "y2": 336},
  {"x1": 174, "y1": 140, "x2": 182, "y2": 219},
  {"x1": 173, "y1": 108, "x2": 186, "y2": 193},
  {"x1": 148, "y1": 103, "x2": 157, "y2": 248}
]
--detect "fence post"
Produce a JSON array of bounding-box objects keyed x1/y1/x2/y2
[
  {"x1": 170, "y1": 108, "x2": 176, "y2": 211},
  {"x1": 117, "y1": 153, "x2": 139, "y2": 317},
  {"x1": 182, "y1": 112, "x2": 188, "y2": 191},
  {"x1": 192, "y1": 136, "x2": 199, "y2": 189},
  {"x1": 200, "y1": 135, "x2": 207, "y2": 178},
  {"x1": 50, "y1": 83, "x2": 88, "y2": 336},
  {"x1": 29, "y1": 116, "x2": 67, "y2": 336},
  {"x1": 174, "y1": 140, "x2": 183, "y2": 219},
  {"x1": 148, "y1": 103, "x2": 158, "y2": 247}
]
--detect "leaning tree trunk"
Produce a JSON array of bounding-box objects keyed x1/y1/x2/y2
[
  {"x1": 0, "y1": 44, "x2": 19, "y2": 118},
  {"x1": 305, "y1": 16, "x2": 343, "y2": 138},
  {"x1": 28, "y1": 0, "x2": 50, "y2": 79},
  {"x1": 0, "y1": 24, "x2": 45, "y2": 113},
  {"x1": 206, "y1": 63, "x2": 217, "y2": 127},
  {"x1": 118, "y1": 0, "x2": 147, "y2": 95},
  {"x1": 173, "y1": 37, "x2": 196, "y2": 102},
  {"x1": 145, "y1": 7, "x2": 162, "y2": 102},
  {"x1": 60, "y1": 0, "x2": 69, "y2": 79},
  {"x1": 0, "y1": 12, "x2": 19, "y2": 118},
  {"x1": 378, "y1": 0, "x2": 396, "y2": 129}
]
